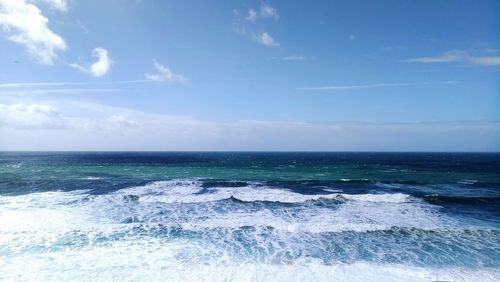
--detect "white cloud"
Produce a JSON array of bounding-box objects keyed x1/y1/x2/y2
[
  {"x1": 283, "y1": 55, "x2": 305, "y2": 61},
  {"x1": 145, "y1": 60, "x2": 187, "y2": 83},
  {"x1": 260, "y1": 4, "x2": 278, "y2": 20},
  {"x1": 298, "y1": 81, "x2": 457, "y2": 91},
  {"x1": 0, "y1": 80, "x2": 154, "y2": 96},
  {"x1": 0, "y1": 80, "x2": 151, "y2": 89},
  {"x1": 35, "y1": 0, "x2": 68, "y2": 12},
  {"x1": 406, "y1": 50, "x2": 467, "y2": 63},
  {"x1": 70, "y1": 47, "x2": 113, "y2": 77},
  {"x1": 108, "y1": 115, "x2": 138, "y2": 128},
  {"x1": 0, "y1": 82, "x2": 71, "y2": 88},
  {"x1": 245, "y1": 4, "x2": 278, "y2": 21},
  {"x1": 232, "y1": 23, "x2": 246, "y2": 35},
  {"x1": 469, "y1": 56, "x2": 500, "y2": 66},
  {"x1": 254, "y1": 32, "x2": 279, "y2": 47},
  {"x1": 0, "y1": 0, "x2": 67, "y2": 64},
  {"x1": 234, "y1": 4, "x2": 280, "y2": 46},
  {"x1": 245, "y1": 8, "x2": 257, "y2": 21},
  {"x1": 0, "y1": 103, "x2": 66, "y2": 129},
  {"x1": 0, "y1": 88, "x2": 120, "y2": 96},
  {"x1": 299, "y1": 83, "x2": 409, "y2": 91},
  {"x1": 405, "y1": 50, "x2": 500, "y2": 66},
  {"x1": 1, "y1": 101, "x2": 499, "y2": 151}
]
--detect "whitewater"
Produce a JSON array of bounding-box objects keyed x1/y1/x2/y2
[{"x1": 1, "y1": 152, "x2": 499, "y2": 281}]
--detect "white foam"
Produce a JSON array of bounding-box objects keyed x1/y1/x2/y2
[
  {"x1": 0, "y1": 180, "x2": 436, "y2": 247},
  {"x1": 0, "y1": 190, "x2": 90, "y2": 209},
  {"x1": 339, "y1": 178, "x2": 369, "y2": 182},
  {"x1": 6, "y1": 162, "x2": 23, "y2": 169},
  {"x1": 181, "y1": 200, "x2": 447, "y2": 233},
  {"x1": 114, "y1": 180, "x2": 412, "y2": 204},
  {"x1": 0, "y1": 238, "x2": 498, "y2": 281},
  {"x1": 0, "y1": 190, "x2": 126, "y2": 255},
  {"x1": 114, "y1": 180, "x2": 205, "y2": 203},
  {"x1": 0, "y1": 189, "x2": 434, "y2": 265},
  {"x1": 110, "y1": 181, "x2": 453, "y2": 233},
  {"x1": 458, "y1": 179, "x2": 478, "y2": 185},
  {"x1": 322, "y1": 188, "x2": 342, "y2": 193},
  {"x1": 82, "y1": 176, "x2": 102, "y2": 180},
  {"x1": 0, "y1": 180, "x2": 493, "y2": 280},
  {"x1": 341, "y1": 193, "x2": 411, "y2": 203}
]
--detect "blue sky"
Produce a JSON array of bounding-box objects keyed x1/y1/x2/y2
[{"x1": 0, "y1": 0, "x2": 499, "y2": 151}]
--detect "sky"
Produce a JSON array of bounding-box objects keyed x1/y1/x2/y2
[{"x1": 0, "y1": 0, "x2": 499, "y2": 151}]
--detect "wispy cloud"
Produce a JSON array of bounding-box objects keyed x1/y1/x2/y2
[
  {"x1": 469, "y1": 56, "x2": 500, "y2": 66},
  {"x1": 0, "y1": 80, "x2": 150, "y2": 89},
  {"x1": 298, "y1": 81, "x2": 457, "y2": 91},
  {"x1": 0, "y1": 80, "x2": 157, "y2": 96},
  {"x1": 405, "y1": 49, "x2": 500, "y2": 66},
  {"x1": 0, "y1": 82, "x2": 72, "y2": 88},
  {"x1": 233, "y1": 4, "x2": 280, "y2": 46},
  {"x1": 1, "y1": 101, "x2": 498, "y2": 151},
  {"x1": 406, "y1": 50, "x2": 467, "y2": 63},
  {"x1": 259, "y1": 4, "x2": 278, "y2": 20},
  {"x1": 76, "y1": 19, "x2": 89, "y2": 34},
  {"x1": 299, "y1": 83, "x2": 409, "y2": 91},
  {"x1": 245, "y1": 4, "x2": 278, "y2": 22},
  {"x1": 0, "y1": 103, "x2": 66, "y2": 129},
  {"x1": 0, "y1": 88, "x2": 121, "y2": 96},
  {"x1": 37, "y1": 0, "x2": 68, "y2": 13},
  {"x1": 254, "y1": 32, "x2": 279, "y2": 47},
  {"x1": 282, "y1": 55, "x2": 305, "y2": 61},
  {"x1": 145, "y1": 60, "x2": 187, "y2": 83},
  {"x1": 0, "y1": 0, "x2": 67, "y2": 64},
  {"x1": 245, "y1": 8, "x2": 258, "y2": 21},
  {"x1": 108, "y1": 115, "x2": 139, "y2": 128},
  {"x1": 70, "y1": 47, "x2": 113, "y2": 77}
]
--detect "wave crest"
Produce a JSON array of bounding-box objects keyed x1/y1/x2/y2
[{"x1": 113, "y1": 180, "x2": 412, "y2": 204}]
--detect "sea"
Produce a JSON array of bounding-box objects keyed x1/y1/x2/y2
[{"x1": 0, "y1": 152, "x2": 499, "y2": 281}]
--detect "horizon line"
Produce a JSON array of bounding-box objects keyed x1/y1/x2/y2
[{"x1": 1, "y1": 150, "x2": 498, "y2": 153}]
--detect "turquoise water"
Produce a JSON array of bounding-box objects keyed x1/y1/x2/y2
[{"x1": 0, "y1": 152, "x2": 499, "y2": 281}]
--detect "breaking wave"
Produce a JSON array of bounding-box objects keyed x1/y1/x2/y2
[{"x1": 1, "y1": 179, "x2": 499, "y2": 281}]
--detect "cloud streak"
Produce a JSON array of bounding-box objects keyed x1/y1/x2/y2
[
  {"x1": 0, "y1": 80, "x2": 151, "y2": 89},
  {"x1": 405, "y1": 50, "x2": 500, "y2": 66},
  {"x1": 145, "y1": 60, "x2": 187, "y2": 83},
  {"x1": 299, "y1": 83, "x2": 409, "y2": 91},
  {"x1": 0, "y1": 88, "x2": 121, "y2": 96},
  {"x1": 298, "y1": 81, "x2": 457, "y2": 91},
  {"x1": 282, "y1": 55, "x2": 305, "y2": 61}
]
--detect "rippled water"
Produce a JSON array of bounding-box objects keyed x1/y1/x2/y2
[{"x1": 0, "y1": 152, "x2": 499, "y2": 281}]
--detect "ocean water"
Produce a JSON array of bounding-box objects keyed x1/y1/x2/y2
[{"x1": 0, "y1": 152, "x2": 499, "y2": 281}]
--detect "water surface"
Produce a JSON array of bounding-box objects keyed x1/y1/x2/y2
[{"x1": 1, "y1": 152, "x2": 499, "y2": 281}]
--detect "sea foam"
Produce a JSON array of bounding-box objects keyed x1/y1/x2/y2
[
  {"x1": 113, "y1": 180, "x2": 413, "y2": 204},
  {"x1": 0, "y1": 179, "x2": 498, "y2": 280},
  {"x1": 1, "y1": 238, "x2": 498, "y2": 282}
]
